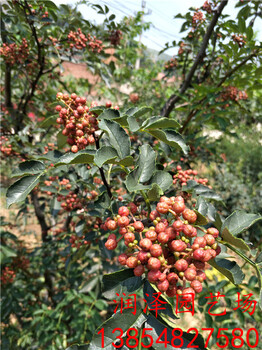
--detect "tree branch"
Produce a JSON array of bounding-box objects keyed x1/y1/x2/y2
[
  {"x1": 161, "y1": 1, "x2": 228, "y2": 118},
  {"x1": 31, "y1": 191, "x2": 49, "y2": 242},
  {"x1": 179, "y1": 50, "x2": 259, "y2": 134},
  {"x1": 0, "y1": 12, "x2": 12, "y2": 108},
  {"x1": 94, "y1": 133, "x2": 113, "y2": 199}
]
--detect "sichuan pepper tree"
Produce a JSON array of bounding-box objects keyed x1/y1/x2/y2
[{"x1": 1, "y1": 1, "x2": 262, "y2": 349}]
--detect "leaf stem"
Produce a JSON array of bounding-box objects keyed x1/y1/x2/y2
[
  {"x1": 218, "y1": 240, "x2": 256, "y2": 267},
  {"x1": 141, "y1": 190, "x2": 151, "y2": 218}
]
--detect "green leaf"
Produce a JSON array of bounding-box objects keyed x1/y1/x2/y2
[
  {"x1": 145, "y1": 314, "x2": 207, "y2": 350},
  {"x1": 55, "y1": 150, "x2": 95, "y2": 166},
  {"x1": 89, "y1": 307, "x2": 147, "y2": 350},
  {"x1": 94, "y1": 146, "x2": 118, "y2": 168},
  {"x1": 125, "y1": 106, "x2": 152, "y2": 118},
  {"x1": 196, "y1": 197, "x2": 216, "y2": 222},
  {"x1": 99, "y1": 119, "x2": 130, "y2": 159},
  {"x1": 183, "y1": 180, "x2": 222, "y2": 201},
  {"x1": 134, "y1": 144, "x2": 156, "y2": 183},
  {"x1": 98, "y1": 108, "x2": 120, "y2": 120},
  {"x1": 221, "y1": 227, "x2": 251, "y2": 251},
  {"x1": 57, "y1": 130, "x2": 67, "y2": 149},
  {"x1": 39, "y1": 115, "x2": 56, "y2": 128},
  {"x1": 144, "y1": 281, "x2": 179, "y2": 320},
  {"x1": 127, "y1": 116, "x2": 141, "y2": 132},
  {"x1": 221, "y1": 211, "x2": 262, "y2": 236},
  {"x1": 143, "y1": 116, "x2": 180, "y2": 130},
  {"x1": 150, "y1": 170, "x2": 173, "y2": 192},
  {"x1": 102, "y1": 268, "x2": 143, "y2": 299},
  {"x1": 89, "y1": 106, "x2": 105, "y2": 115},
  {"x1": 0, "y1": 244, "x2": 17, "y2": 264},
  {"x1": 117, "y1": 156, "x2": 134, "y2": 166},
  {"x1": 194, "y1": 210, "x2": 208, "y2": 225},
  {"x1": 11, "y1": 160, "x2": 45, "y2": 178},
  {"x1": 147, "y1": 183, "x2": 163, "y2": 202},
  {"x1": 148, "y1": 129, "x2": 189, "y2": 155},
  {"x1": 6, "y1": 174, "x2": 42, "y2": 208},
  {"x1": 209, "y1": 258, "x2": 245, "y2": 284}
]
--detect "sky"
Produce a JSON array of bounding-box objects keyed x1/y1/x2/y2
[{"x1": 55, "y1": 0, "x2": 262, "y2": 56}]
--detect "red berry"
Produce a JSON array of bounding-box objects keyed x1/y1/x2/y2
[
  {"x1": 71, "y1": 145, "x2": 78, "y2": 153},
  {"x1": 207, "y1": 227, "x2": 219, "y2": 238},
  {"x1": 137, "y1": 251, "x2": 150, "y2": 264},
  {"x1": 156, "y1": 202, "x2": 170, "y2": 214},
  {"x1": 126, "y1": 256, "x2": 138, "y2": 268},
  {"x1": 174, "y1": 259, "x2": 188, "y2": 272},
  {"x1": 194, "y1": 237, "x2": 207, "y2": 248},
  {"x1": 105, "y1": 238, "x2": 117, "y2": 250},
  {"x1": 157, "y1": 279, "x2": 169, "y2": 292},
  {"x1": 118, "y1": 253, "x2": 128, "y2": 265},
  {"x1": 167, "y1": 272, "x2": 178, "y2": 285},
  {"x1": 118, "y1": 206, "x2": 130, "y2": 216},
  {"x1": 147, "y1": 257, "x2": 161, "y2": 270},
  {"x1": 106, "y1": 220, "x2": 117, "y2": 231},
  {"x1": 133, "y1": 221, "x2": 144, "y2": 232},
  {"x1": 134, "y1": 265, "x2": 145, "y2": 276},
  {"x1": 172, "y1": 200, "x2": 186, "y2": 214},
  {"x1": 203, "y1": 234, "x2": 215, "y2": 246},
  {"x1": 182, "y1": 208, "x2": 197, "y2": 223},
  {"x1": 190, "y1": 280, "x2": 203, "y2": 293},
  {"x1": 182, "y1": 287, "x2": 195, "y2": 300},
  {"x1": 184, "y1": 268, "x2": 197, "y2": 281},
  {"x1": 139, "y1": 238, "x2": 152, "y2": 251},
  {"x1": 170, "y1": 239, "x2": 187, "y2": 252},
  {"x1": 150, "y1": 244, "x2": 163, "y2": 257},
  {"x1": 117, "y1": 216, "x2": 130, "y2": 227},
  {"x1": 172, "y1": 220, "x2": 184, "y2": 231},
  {"x1": 147, "y1": 270, "x2": 161, "y2": 283},
  {"x1": 193, "y1": 248, "x2": 205, "y2": 261},
  {"x1": 145, "y1": 230, "x2": 158, "y2": 242},
  {"x1": 166, "y1": 286, "x2": 177, "y2": 297},
  {"x1": 155, "y1": 222, "x2": 167, "y2": 233},
  {"x1": 157, "y1": 231, "x2": 169, "y2": 244},
  {"x1": 124, "y1": 232, "x2": 135, "y2": 243}
]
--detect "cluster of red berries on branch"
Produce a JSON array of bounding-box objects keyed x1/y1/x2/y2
[
  {"x1": 202, "y1": 1, "x2": 212, "y2": 14},
  {"x1": 0, "y1": 136, "x2": 13, "y2": 156},
  {"x1": 68, "y1": 28, "x2": 104, "y2": 53},
  {"x1": 43, "y1": 176, "x2": 98, "y2": 211},
  {"x1": 173, "y1": 165, "x2": 210, "y2": 188},
  {"x1": 55, "y1": 92, "x2": 100, "y2": 153},
  {"x1": 192, "y1": 10, "x2": 205, "y2": 29},
  {"x1": 1, "y1": 266, "x2": 16, "y2": 285},
  {"x1": 103, "y1": 196, "x2": 221, "y2": 298},
  {"x1": 164, "y1": 58, "x2": 178, "y2": 70},
  {"x1": 232, "y1": 34, "x2": 246, "y2": 48},
  {"x1": 220, "y1": 86, "x2": 248, "y2": 102},
  {"x1": 12, "y1": 256, "x2": 30, "y2": 270},
  {"x1": 109, "y1": 30, "x2": 123, "y2": 46},
  {"x1": 69, "y1": 234, "x2": 90, "y2": 249},
  {"x1": 0, "y1": 38, "x2": 29, "y2": 65}
]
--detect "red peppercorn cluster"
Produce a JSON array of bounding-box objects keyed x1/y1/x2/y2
[
  {"x1": 202, "y1": 1, "x2": 212, "y2": 14},
  {"x1": 178, "y1": 42, "x2": 186, "y2": 55},
  {"x1": 0, "y1": 38, "x2": 29, "y2": 65},
  {"x1": 232, "y1": 34, "x2": 246, "y2": 48},
  {"x1": 0, "y1": 136, "x2": 12, "y2": 156},
  {"x1": 68, "y1": 28, "x2": 104, "y2": 53},
  {"x1": 103, "y1": 196, "x2": 221, "y2": 298},
  {"x1": 69, "y1": 234, "x2": 90, "y2": 249},
  {"x1": 164, "y1": 58, "x2": 178, "y2": 70},
  {"x1": 109, "y1": 30, "x2": 123, "y2": 46},
  {"x1": 55, "y1": 92, "x2": 100, "y2": 153},
  {"x1": 220, "y1": 86, "x2": 248, "y2": 102},
  {"x1": 1, "y1": 266, "x2": 16, "y2": 285},
  {"x1": 129, "y1": 93, "x2": 140, "y2": 104},
  {"x1": 12, "y1": 256, "x2": 30, "y2": 270},
  {"x1": 173, "y1": 165, "x2": 210, "y2": 187},
  {"x1": 192, "y1": 10, "x2": 205, "y2": 29}
]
